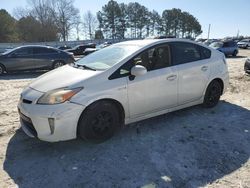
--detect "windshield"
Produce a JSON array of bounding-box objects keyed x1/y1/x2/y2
[
  {"x1": 72, "y1": 45, "x2": 80, "y2": 50},
  {"x1": 210, "y1": 42, "x2": 223, "y2": 48},
  {"x1": 76, "y1": 45, "x2": 140, "y2": 70},
  {"x1": 2, "y1": 48, "x2": 16, "y2": 55},
  {"x1": 241, "y1": 39, "x2": 249, "y2": 42}
]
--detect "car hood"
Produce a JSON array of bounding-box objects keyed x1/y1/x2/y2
[
  {"x1": 238, "y1": 42, "x2": 247, "y2": 44},
  {"x1": 29, "y1": 65, "x2": 100, "y2": 92}
]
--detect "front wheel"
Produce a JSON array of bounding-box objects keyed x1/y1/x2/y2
[
  {"x1": 203, "y1": 81, "x2": 222, "y2": 108},
  {"x1": 78, "y1": 101, "x2": 121, "y2": 143},
  {"x1": 232, "y1": 50, "x2": 237, "y2": 57}
]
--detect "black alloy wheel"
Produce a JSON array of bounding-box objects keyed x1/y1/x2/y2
[
  {"x1": 78, "y1": 101, "x2": 121, "y2": 143},
  {"x1": 203, "y1": 81, "x2": 222, "y2": 108}
]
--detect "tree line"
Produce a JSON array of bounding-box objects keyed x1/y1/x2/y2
[
  {"x1": 97, "y1": 1, "x2": 202, "y2": 39},
  {"x1": 0, "y1": 0, "x2": 202, "y2": 43}
]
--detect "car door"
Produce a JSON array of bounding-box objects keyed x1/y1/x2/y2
[
  {"x1": 5, "y1": 47, "x2": 34, "y2": 71},
  {"x1": 33, "y1": 47, "x2": 58, "y2": 69},
  {"x1": 125, "y1": 44, "x2": 178, "y2": 118},
  {"x1": 170, "y1": 42, "x2": 211, "y2": 105},
  {"x1": 222, "y1": 42, "x2": 231, "y2": 55},
  {"x1": 227, "y1": 41, "x2": 234, "y2": 54}
]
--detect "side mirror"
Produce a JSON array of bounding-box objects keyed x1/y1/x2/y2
[{"x1": 130, "y1": 65, "x2": 147, "y2": 80}]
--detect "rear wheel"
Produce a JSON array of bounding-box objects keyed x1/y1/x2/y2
[
  {"x1": 203, "y1": 81, "x2": 222, "y2": 108},
  {"x1": 232, "y1": 50, "x2": 237, "y2": 57},
  {"x1": 0, "y1": 64, "x2": 5, "y2": 75},
  {"x1": 78, "y1": 101, "x2": 121, "y2": 143},
  {"x1": 52, "y1": 61, "x2": 65, "y2": 69}
]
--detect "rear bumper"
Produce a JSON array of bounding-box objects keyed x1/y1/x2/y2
[
  {"x1": 221, "y1": 71, "x2": 229, "y2": 94},
  {"x1": 244, "y1": 60, "x2": 250, "y2": 73}
]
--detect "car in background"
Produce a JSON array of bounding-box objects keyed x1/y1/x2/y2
[
  {"x1": 0, "y1": 45, "x2": 75, "y2": 75},
  {"x1": 58, "y1": 45, "x2": 72, "y2": 50},
  {"x1": 210, "y1": 41, "x2": 238, "y2": 56},
  {"x1": 203, "y1": 39, "x2": 219, "y2": 46},
  {"x1": 244, "y1": 58, "x2": 250, "y2": 74},
  {"x1": 18, "y1": 39, "x2": 229, "y2": 143},
  {"x1": 83, "y1": 42, "x2": 113, "y2": 56},
  {"x1": 195, "y1": 38, "x2": 206, "y2": 43},
  {"x1": 66, "y1": 43, "x2": 96, "y2": 56},
  {"x1": 237, "y1": 39, "x2": 250, "y2": 49},
  {"x1": 83, "y1": 48, "x2": 97, "y2": 56}
]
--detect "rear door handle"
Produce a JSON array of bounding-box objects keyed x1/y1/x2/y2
[
  {"x1": 201, "y1": 66, "x2": 208, "y2": 71},
  {"x1": 167, "y1": 75, "x2": 177, "y2": 81}
]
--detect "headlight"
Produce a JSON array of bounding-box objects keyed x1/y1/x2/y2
[{"x1": 37, "y1": 87, "x2": 83, "y2": 105}]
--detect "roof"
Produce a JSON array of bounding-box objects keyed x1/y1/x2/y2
[
  {"x1": 114, "y1": 38, "x2": 193, "y2": 48},
  {"x1": 17, "y1": 45, "x2": 54, "y2": 48}
]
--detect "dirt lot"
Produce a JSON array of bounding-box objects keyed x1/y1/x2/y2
[{"x1": 0, "y1": 50, "x2": 250, "y2": 188}]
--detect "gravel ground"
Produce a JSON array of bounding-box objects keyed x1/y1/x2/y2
[{"x1": 0, "y1": 50, "x2": 250, "y2": 188}]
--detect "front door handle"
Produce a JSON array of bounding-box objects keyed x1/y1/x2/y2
[
  {"x1": 201, "y1": 66, "x2": 208, "y2": 71},
  {"x1": 167, "y1": 75, "x2": 177, "y2": 81}
]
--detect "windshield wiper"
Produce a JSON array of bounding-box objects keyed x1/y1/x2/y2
[{"x1": 75, "y1": 64, "x2": 96, "y2": 71}]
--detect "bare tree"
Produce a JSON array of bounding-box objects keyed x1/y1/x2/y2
[
  {"x1": 54, "y1": 0, "x2": 80, "y2": 41},
  {"x1": 75, "y1": 14, "x2": 82, "y2": 40},
  {"x1": 13, "y1": 7, "x2": 30, "y2": 19},
  {"x1": 16, "y1": 0, "x2": 80, "y2": 41},
  {"x1": 27, "y1": 0, "x2": 58, "y2": 41},
  {"x1": 83, "y1": 11, "x2": 97, "y2": 40}
]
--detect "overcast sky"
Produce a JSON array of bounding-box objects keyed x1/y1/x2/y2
[{"x1": 1, "y1": 0, "x2": 250, "y2": 39}]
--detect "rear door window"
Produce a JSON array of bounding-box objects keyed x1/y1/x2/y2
[
  {"x1": 171, "y1": 42, "x2": 201, "y2": 65},
  {"x1": 33, "y1": 47, "x2": 57, "y2": 54}
]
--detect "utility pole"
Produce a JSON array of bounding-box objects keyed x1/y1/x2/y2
[
  {"x1": 207, "y1": 24, "x2": 211, "y2": 40},
  {"x1": 237, "y1": 29, "x2": 240, "y2": 38}
]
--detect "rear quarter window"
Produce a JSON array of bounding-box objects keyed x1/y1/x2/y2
[{"x1": 200, "y1": 46, "x2": 211, "y2": 59}]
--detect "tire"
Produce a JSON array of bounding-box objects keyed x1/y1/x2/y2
[
  {"x1": 52, "y1": 61, "x2": 65, "y2": 69},
  {"x1": 78, "y1": 101, "x2": 121, "y2": 143},
  {"x1": 203, "y1": 81, "x2": 222, "y2": 108},
  {"x1": 0, "y1": 64, "x2": 5, "y2": 75},
  {"x1": 232, "y1": 50, "x2": 237, "y2": 57}
]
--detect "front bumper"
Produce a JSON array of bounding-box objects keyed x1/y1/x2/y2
[
  {"x1": 238, "y1": 44, "x2": 247, "y2": 48},
  {"x1": 18, "y1": 87, "x2": 85, "y2": 142}
]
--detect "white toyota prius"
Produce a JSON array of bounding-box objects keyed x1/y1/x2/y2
[{"x1": 18, "y1": 39, "x2": 229, "y2": 143}]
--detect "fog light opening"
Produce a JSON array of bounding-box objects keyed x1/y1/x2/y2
[{"x1": 48, "y1": 118, "x2": 55, "y2": 134}]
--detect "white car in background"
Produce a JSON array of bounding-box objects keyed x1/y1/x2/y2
[
  {"x1": 18, "y1": 39, "x2": 229, "y2": 143},
  {"x1": 237, "y1": 39, "x2": 250, "y2": 49}
]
